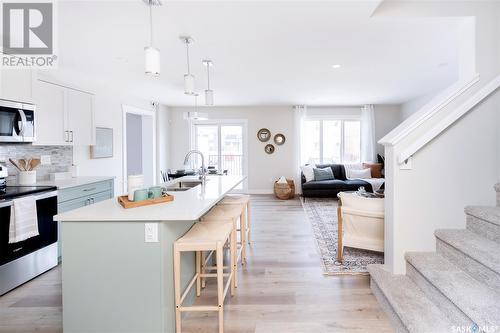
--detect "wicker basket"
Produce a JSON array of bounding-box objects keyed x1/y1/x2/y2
[{"x1": 274, "y1": 179, "x2": 295, "y2": 200}]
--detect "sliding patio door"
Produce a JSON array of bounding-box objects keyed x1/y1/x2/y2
[{"x1": 192, "y1": 122, "x2": 246, "y2": 177}]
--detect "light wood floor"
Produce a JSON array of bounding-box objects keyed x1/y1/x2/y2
[{"x1": 0, "y1": 195, "x2": 392, "y2": 333}]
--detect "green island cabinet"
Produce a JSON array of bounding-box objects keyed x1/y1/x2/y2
[{"x1": 57, "y1": 179, "x2": 114, "y2": 258}]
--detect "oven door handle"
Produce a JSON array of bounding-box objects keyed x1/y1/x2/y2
[{"x1": 0, "y1": 190, "x2": 58, "y2": 208}]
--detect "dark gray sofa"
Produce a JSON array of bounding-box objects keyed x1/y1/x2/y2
[{"x1": 301, "y1": 164, "x2": 373, "y2": 198}]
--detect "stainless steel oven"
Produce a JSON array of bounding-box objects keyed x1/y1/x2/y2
[
  {"x1": 0, "y1": 188, "x2": 58, "y2": 295},
  {"x1": 0, "y1": 99, "x2": 35, "y2": 143}
]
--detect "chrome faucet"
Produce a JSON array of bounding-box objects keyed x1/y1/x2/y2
[{"x1": 183, "y1": 150, "x2": 206, "y2": 183}]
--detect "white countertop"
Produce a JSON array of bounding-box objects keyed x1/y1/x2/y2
[
  {"x1": 34, "y1": 176, "x2": 115, "y2": 189},
  {"x1": 55, "y1": 175, "x2": 246, "y2": 222}
]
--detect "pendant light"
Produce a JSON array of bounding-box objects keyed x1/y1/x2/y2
[
  {"x1": 144, "y1": 0, "x2": 161, "y2": 76},
  {"x1": 202, "y1": 60, "x2": 214, "y2": 106},
  {"x1": 184, "y1": 93, "x2": 208, "y2": 120},
  {"x1": 180, "y1": 36, "x2": 195, "y2": 95}
]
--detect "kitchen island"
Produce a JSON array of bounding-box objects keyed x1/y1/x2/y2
[{"x1": 55, "y1": 175, "x2": 246, "y2": 333}]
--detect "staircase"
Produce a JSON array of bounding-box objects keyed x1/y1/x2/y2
[{"x1": 368, "y1": 183, "x2": 500, "y2": 333}]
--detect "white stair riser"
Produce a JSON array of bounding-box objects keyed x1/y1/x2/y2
[
  {"x1": 406, "y1": 262, "x2": 473, "y2": 327},
  {"x1": 370, "y1": 279, "x2": 409, "y2": 333},
  {"x1": 436, "y1": 239, "x2": 500, "y2": 290},
  {"x1": 466, "y1": 214, "x2": 500, "y2": 243}
]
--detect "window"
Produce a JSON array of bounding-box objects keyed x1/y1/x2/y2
[
  {"x1": 192, "y1": 122, "x2": 245, "y2": 176},
  {"x1": 301, "y1": 118, "x2": 361, "y2": 165}
]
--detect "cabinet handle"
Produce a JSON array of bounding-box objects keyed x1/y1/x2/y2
[
  {"x1": 64, "y1": 130, "x2": 69, "y2": 142},
  {"x1": 70, "y1": 131, "x2": 74, "y2": 142},
  {"x1": 83, "y1": 187, "x2": 96, "y2": 192}
]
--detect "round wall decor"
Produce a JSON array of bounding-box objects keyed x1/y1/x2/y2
[
  {"x1": 264, "y1": 144, "x2": 275, "y2": 154},
  {"x1": 274, "y1": 133, "x2": 286, "y2": 145},
  {"x1": 257, "y1": 128, "x2": 271, "y2": 142}
]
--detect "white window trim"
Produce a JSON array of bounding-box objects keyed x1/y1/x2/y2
[
  {"x1": 302, "y1": 116, "x2": 361, "y2": 164},
  {"x1": 189, "y1": 119, "x2": 249, "y2": 190}
]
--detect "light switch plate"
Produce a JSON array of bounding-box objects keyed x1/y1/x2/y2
[
  {"x1": 40, "y1": 155, "x2": 51, "y2": 165},
  {"x1": 145, "y1": 223, "x2": 159, "y2": 243}
]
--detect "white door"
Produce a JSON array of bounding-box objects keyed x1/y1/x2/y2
[
  {"x1": 122, "y1": 105, "x2": 156, "y2": 192},
  {"x1": 32, "y1": 80, "x2": 68, "y2": 145},
  {"x1": 66, "y1": 89, "x2": 94, "y2": 146}
]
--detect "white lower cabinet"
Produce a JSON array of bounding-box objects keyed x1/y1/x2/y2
[{"x1": 33, "y1": 79, "x2": 95, "y2": 146}]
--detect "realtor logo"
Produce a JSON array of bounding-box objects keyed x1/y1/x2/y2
[
  {"x1": 3, "y1": 2, "x2": 53, "y2": 54},
  {"x1": 2, "y1": 2, "x2": 56, "y2": 68}
]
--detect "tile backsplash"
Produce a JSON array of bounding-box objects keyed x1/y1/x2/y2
[{"x1": 0, "y1": 144, "x2": 73, "y2": 183}]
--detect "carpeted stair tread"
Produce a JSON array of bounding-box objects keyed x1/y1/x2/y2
[
  {"x1": 368, "y1": 264, "x2": 454, "y2": 333},
  {"x1": 465, "y1": 206, "x2": 500, "y2": 227},
  {"x1": 435, "y1": 229, "x2": 500, "y2": 274},
  {"x1": 405, "y1": 252, "x2": 500, "y2": 327}
]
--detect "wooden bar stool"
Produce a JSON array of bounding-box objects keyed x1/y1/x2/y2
[
  {"x1": 200, "y1": 204, "x2": 246, "y2": 289},
  {"x1": 217, "y1": 194, "x2": 251, "y2": 245},
  {"x1": 173, "y1": 221, "x2": 236, "y2": 333}
]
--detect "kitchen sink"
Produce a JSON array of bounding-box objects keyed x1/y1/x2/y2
[
  {"x1": 165, "y1": 187, "x2": 191, "y2": 191},
  {"x1": 166, "y1": 179, "x2": 206, "y2": 192}
]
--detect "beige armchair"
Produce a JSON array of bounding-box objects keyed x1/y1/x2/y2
[{"x1": 337, "y1": 192, "x2": 384, "y2": 262}]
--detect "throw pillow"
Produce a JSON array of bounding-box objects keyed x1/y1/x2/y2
[
  {"x1": 350, "y1": 168, "x2": 372, "y2": 179},
  {"x1": 300, "y1": 164, "x2": 316, "y2": 182},
  {"x1": 313, "y1": 167, "x2": 334, "y2": 181},
  {"x1": 363, "y1": 163, "x2": 383, "y2": 178}
]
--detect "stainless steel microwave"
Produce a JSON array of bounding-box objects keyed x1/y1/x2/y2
[{"x1": 0, "y1": 99, "x2": 35, "y2": 142}]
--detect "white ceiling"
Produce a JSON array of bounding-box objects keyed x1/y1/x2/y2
[{"x1": 54, "y1": 1, "x2": 461, "y2": 106}]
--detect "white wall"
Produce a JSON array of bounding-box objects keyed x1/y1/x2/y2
[
  {"x1": 156, "y1": 105, "x2": 170, "y2": 183},
  {"x1": 373, "y1": 105, "x2": 402, "y2": 156},
  {"x1": 168, "y1": 106, "x2": 296, "y2": 193},
  {"x1": 376, "y1": 0, "x2": 500, "y2": 274},
  {"x1": 167, "y1": 105, "x2": 402, "y2": 193},
  {"x1": 141, "y1": 115, "x2": 154, "y2": 188},
  {"x1": 400, "y1": 91, "x2": 437, "y2": 121}
]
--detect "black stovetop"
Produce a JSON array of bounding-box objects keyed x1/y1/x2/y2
[{"x1": 0, "y1": 185, "x2": 57, "y2": 200}]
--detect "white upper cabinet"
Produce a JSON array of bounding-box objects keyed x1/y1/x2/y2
[
  {"x1": 32, "y1": 79, "x2": 95, "y2": 146},
  {"x1": 66, "y1": 89, "x2": 94, "y2": 146},
  {"x1": 0, "y1": 68, "x2": 34, "y2": 103},
  {"x1": 32, "y1": 80, "x2": 67, "y2": 145}
]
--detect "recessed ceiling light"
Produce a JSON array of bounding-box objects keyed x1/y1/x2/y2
[{"x1": 331, "y1": 64, "x2": 342, "y2": 69}]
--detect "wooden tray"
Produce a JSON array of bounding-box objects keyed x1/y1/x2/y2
[{"x1": 117, "y1": 194, "x2": 174, "y2": 209}]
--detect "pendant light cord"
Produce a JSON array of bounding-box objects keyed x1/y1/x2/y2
[
  {"x1": 186, "y1": 41, "x2": 191, "y2": 75},
  {"x1": 206, "y1": 64, "x2": 210, "y2": 90}
]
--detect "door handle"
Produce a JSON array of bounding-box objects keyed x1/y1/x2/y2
[
  {"x1": 64, "y1": 131, "x2": 69, "y2": 142},
  {"x1": 17, "y1": 109, "x2": 27, "y2": 137}
]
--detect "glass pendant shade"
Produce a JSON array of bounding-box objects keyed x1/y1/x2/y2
[
  {"x1": 144, "y1": 46, "x2": 160, "y2": 75},
  {"x1": 184, "y1": 74, "x2": 195, "y2": 95},
  {"x1": 205, "y1": 89, "x2": 214, "y2": 106}
]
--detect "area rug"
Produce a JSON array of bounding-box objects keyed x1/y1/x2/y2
[{"x1": 301, "y1": 197, "x2": 384, "y2": 275}]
